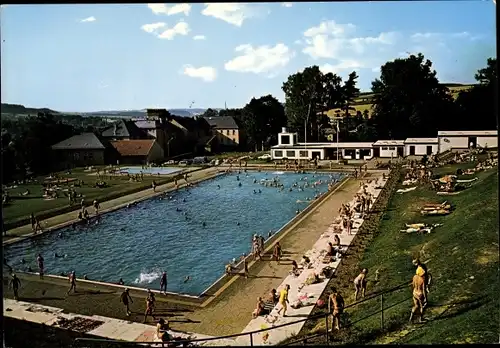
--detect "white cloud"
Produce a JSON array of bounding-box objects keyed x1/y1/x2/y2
[
  {"x1": 201, "y1": 3, "x2": 262, "y2": 27},
  {"x1": 141, "y1": 22, "x2": 166, "y2": 33},
  {"x1": 80, "y1": 16, "x2": 96, "y2": 23},
  {"x1": 411, "y1": 31, "x2": 480, "y2": 42},
  {"x1": 182, "y1": 65, "x2": 217, "y2": 82},
  {"x1": 141, "y1": 21, "x2": 190, "y2": 40},
  {"x1": 193, "y1": 35, "x2": 206, "y2": 40},
  {"x1": 147, "y1": 3, "x2": 191, "y2": 16},
  {"x1": 320, "y1": 60, "x2": 363, "y2": 74},
  {"x1": 301, "y1": 20, "x2": 401, "y2": 72},
  {"x1": 225, "y1": 43, "x2": 294, "y2": 75},
  {"x1": 281, "y1": 2, "x2": 293, "y2": 7}
]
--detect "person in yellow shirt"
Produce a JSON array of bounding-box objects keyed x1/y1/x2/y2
[{"x1": 277, "y1": 284, "x2": 290, "y2": 317}]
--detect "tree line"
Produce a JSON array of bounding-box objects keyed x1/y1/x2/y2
[
  {"x1": 1, "y1": 53, "x2": 496, "y2": 183},
  {"x1": 203, "y1": 54, "x2": 496, "y2": 147}
]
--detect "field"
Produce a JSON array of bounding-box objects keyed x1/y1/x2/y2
[
  {"x1": 324, "y1": 84, "x2": 474, "y2": 118},
  {"x1": 284, "y1": 159, "x2": 498, "y2": 345},
  {"x1": 2, "y1": 167, "x2": 177, "y2": 227}
]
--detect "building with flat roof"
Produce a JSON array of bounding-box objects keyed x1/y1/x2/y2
[
  {"x1": 372, "y1": 140, "x2": 405, "y2": 158},
  {"x1": 404, "y1": 138, "x2": 439, "y2": 156},
  {"x1": 437, "y1": 130, "x2": 498, "y2": 153}
]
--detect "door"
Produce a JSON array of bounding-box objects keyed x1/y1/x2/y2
[
  {"x1": 311, "y1": 151, "x2": 321, "y2": 160},
  {"x1": 397, "y1": 147, "x2": 404, "y2": 157},
  {"x1": 468, "y1": 136, "x2": 477, "y2": 148},
  {"x1": 426, "y1": 146, "x2": 433, "y2": 155},
  {"x1": 409, "y1": 146, "x2": 415, "y2": 156},
  {"x1": 373, "y1": 147, "x2": 380, "y2": 158}
]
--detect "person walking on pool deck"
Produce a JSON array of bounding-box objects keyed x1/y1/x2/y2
[
  {"x1": 67, "y1": 271, "x2": 77, "y2": 294},
  {"x1": 354, "y1": 269, "x2": 368, "y2": 300},
  {"x1": 160, "y1": 271, "x2": 167, "y2": 294},
  {"x1": 328, "y1": 287, "x2": 344, "y2": 330},
  {"x1": 121, "y1": 288, "x2": 133, "y2": 316},
  {"x1": 143, "y1": 289, "x2": 156, "y2": 323},
  {"x1": 277, "y1": 284, "x2": 290, "y2": 317},
  {"x1": 152, "y1": 181, "x2": 156, "y2": 192},
  {"x1": 30, "y1": 213, "x2": 36, "y2": 232},
  {"x1": 273, "y1": 242, "x2": 283, "y2": 264},
  {"x1": 10, "y1": 274, "x2": 21, "y2": 300}
]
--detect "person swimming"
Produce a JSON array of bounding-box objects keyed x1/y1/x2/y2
[
  {"x1": 183, "y1": 276, "x2": 191, "y2": 283},
  {"x1": 238, "y1": 182, "x2": 242, "y2": 187},
  {"x1": 217, "y1": 185, "x2": 221, "y2": 189},
  {"x1": 236, "y1": 222, "x2": 240, "y2": 226},
  {"x1": 54, "y1": 253, "x2": 66, "y2": 258},
  {"x1": 202, "y1": 222, "x2": 206, "y2": 227}
]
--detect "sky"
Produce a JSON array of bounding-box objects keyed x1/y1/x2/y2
[{"x1": 0, "y1": 2, "x2": 496, "y2": 112}]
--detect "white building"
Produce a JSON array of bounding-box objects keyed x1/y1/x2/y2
[
  {"x1": 270, "y1": 128, "x2": 373, "y2": 160},
  {"x1": 372, "y1": 140, "x2": 405, "y2": 158},
  {"x1": 404, "y1": 138, "x2": 439, "y2": 156},
  {"x1": 437, "y1": 130, "x2": 498, "y2": 153}
]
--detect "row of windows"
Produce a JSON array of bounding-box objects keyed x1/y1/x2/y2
[
  {"x1": 220, "y1": 129, "x2": 236, "y2": 135},
  {"x1": 274, "y1": 150, "x2": 309, "y2": 158},
  {"x1": 381, "y1": 147, "x2": 396, "y2": 150}
]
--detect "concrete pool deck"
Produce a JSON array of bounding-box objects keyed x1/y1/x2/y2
[
  {"x1": 3, "y1": 170, "x2": 389, "y2": 344},
  {"x1": 2, "y1": 167, "x2": 221, "y2": 246}
]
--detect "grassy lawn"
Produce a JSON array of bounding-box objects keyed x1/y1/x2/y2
[
  {"x1": 2, "y1": 167, "x2": 176, "y2": 226},
  {"x1": 283, "y1": 160, "x2": 498, "y2": 345},
  {"x1": 341, "y1": 163, "x2": 498, "y2": 344}
]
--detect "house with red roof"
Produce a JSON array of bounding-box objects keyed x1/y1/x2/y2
[{"x1": 109, "y1": 139, "x2": 164, "y2": 165}]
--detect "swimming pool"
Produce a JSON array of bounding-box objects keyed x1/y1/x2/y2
[
  {"x1": 119, "y1": 166, "x2": 182, "y2": 175},
  {"x1": 4, "y1": 171, "x2": 344, "y2": 296}
]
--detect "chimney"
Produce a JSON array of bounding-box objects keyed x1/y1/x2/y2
[
  {"x1": 281, "y1": 127, "x2": 287, "y2": 133},
  {"x1": 113, "y1": 123, "x2": 117, "y2": 136}
]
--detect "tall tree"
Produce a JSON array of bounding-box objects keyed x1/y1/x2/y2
[
  {"x1": 340, "y1": 71, "x2": 360, "y2": 117},
  {"x1": 202, "y1": 108, "x2": 219, "y2": 118},
  {"x1": 370, "y1": 53, "x2": 454, "y2": 139},
  {"x1": 454, "y1": 57, "x2": 497, "y2": 131},
  {"x1": 282, "y1": 66, "x2": 344, "y2": 142},
  {"x1": 241, "y1": 95, "x2": 286, "y2": 151}
]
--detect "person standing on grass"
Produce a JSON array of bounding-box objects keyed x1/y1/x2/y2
[
  {"x1": 354, "y1": 269, "x2": 368, "y2": 300},
  {"x1": 121, "y1": 288, "x2": 134, "y2": 316},
  {"x1": 93, "y1": 200, "x2": 100, "y2": 215},
  {"x1": 152, "y1": 180, "x2": 157, "y2": 192},
  {"x1": 36, "y1": 254, "x2": 44, "y2": 279},
  {"x1": 276, "y1": 284, "x2": 290, "y2": 317},
  {"x1": 410, "y1": 271, "x2": 427, "y2": 323},
  {"x1": 328, "y1": 287, "x2": 344, "y2": 330},
  {"x1": 10, "y1": 274, "x2": 21, "y2": 301},
  {"x1": 160, "y1": 271, "x2": 167, "y2": 294},
  {"x1": 67, "y1": 271, "x2": 77, "y2": 294}
]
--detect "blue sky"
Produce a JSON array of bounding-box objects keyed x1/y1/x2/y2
[{"x1": 0, "y1": 2, "x2": 496, "y2": 112}]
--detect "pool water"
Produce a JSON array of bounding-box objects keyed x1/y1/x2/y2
[
  {"x1": 4, "y1": 171, "x2": 344, "y2": 295},
  {"x1": 119, "y1": 166, "x2": 181, "y2": 175}
]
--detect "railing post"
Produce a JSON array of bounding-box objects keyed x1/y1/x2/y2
[
  {"x1": 325, "y1": 313, "x2": 330, "y2": 345},
  {"x1": 380, "y1": 293, "x2": 384, "y2": 330},
  {"x1": 250, "y1": 332, "x2": 254, "y2": 346}
]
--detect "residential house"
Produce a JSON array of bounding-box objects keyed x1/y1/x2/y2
[
  {"x1": 51, "y1": 133, "x2": 107, "y2": 167},
  {"x1": 204, "y1": 116, "x2": 242, "y2": 151},
  {"x1": 110, "y1": 139, "x2": 164, "y2": 165},
  {"x1": 100, "y1": 119, "x2": 151, "y2": 140}
]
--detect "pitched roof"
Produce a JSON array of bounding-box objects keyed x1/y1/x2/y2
[
  {"x1": 52, "y1": 133, "x2": 105, "y2": 150},
  {"x1": 204, "y1": 116, "x2": 239, "y2": 129},
  {"x1": 110, "y1": 139, "x2": 156, "y2": 157},
  {"x1": 100, "y1": 120, "x2": 148, "y2": 138}
]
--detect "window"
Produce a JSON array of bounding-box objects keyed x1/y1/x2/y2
[
  {"x1": 344, "y1": 149, "x2": 355, "y2": 157},
  {"x1": 381, "y1": 147, "x2": 388, "y2": 150},
  {"x1": 389, "y1": 147, "x2": 396, "y2": 150},
  {"x1": 299, "y1": 150, "x2": 308, "y2": 157},
  {"x1": 280, "y1": 135, "x2": 291, "y2": 145},
  {"x1": 232, "y1": 130, "x2": 235, "y2": 135},
  {"x1": 274, "y1": 150, "x2": 283, "y2": 157},
  {"x1": 286, "y1": 150, "x2": 296, "y2": 158}
]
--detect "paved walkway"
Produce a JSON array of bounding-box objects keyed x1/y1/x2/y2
[{"x1": 3, "y1": 167, "x2": 221, "y2": 246}]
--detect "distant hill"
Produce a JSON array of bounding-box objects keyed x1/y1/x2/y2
[
  {"x1": 1, "y1": 103, "x2": 59, "y2": 116},
  {"x1": 0, "y1": 104, "x2": 215, "y2": 119}
]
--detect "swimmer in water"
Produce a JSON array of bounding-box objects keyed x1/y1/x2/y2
[
  {"x1": 258, "y1": 189, "x2": 261, "y2": 193},
  {"x1": 237, "y1": 222, "x2": 240, "y2": 226},
  {"x1": 217, "y1": 185, "x2": 221, "y2": 189},
  {"x1": 54, "y1": 253, "x2": 66, "y2": 258},
  {"x1": 184, "y1": 276, "x2": 191, "y2": 283},
  {"x1": 176, "y1": 208, "x2": 181, "y2": 212},
  {"x1": 236, "y1": 175, "x2": 240, "y2": 181},
  {"x1": 21, "y1": 258, "x2": 26, "y2": 264},
  {"x1": 202, "y1": 222, "x2": 206, "y2": 227},
  {"x1": 238, "y1": 182, "x2": 242, "y2": 187},
  {"x1": 58, "y1": 232, "x2": 63, "y2": 238}
]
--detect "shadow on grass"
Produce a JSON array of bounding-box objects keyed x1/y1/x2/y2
[{"x1": 19, "y1": 297, "x2": 65, "y2": 302}]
